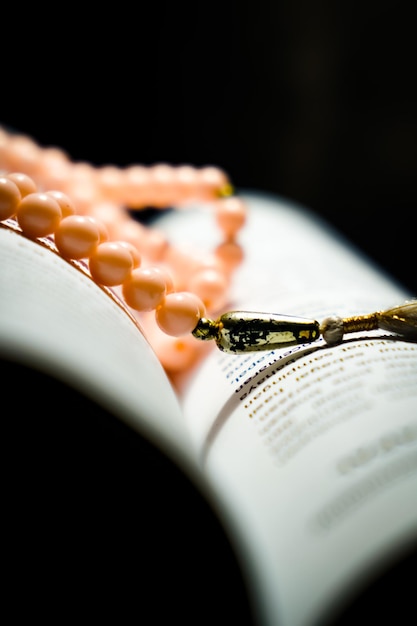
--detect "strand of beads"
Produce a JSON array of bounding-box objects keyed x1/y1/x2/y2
[
  {"x1": 0, "y1": 126, "x2": 234, "y2": 210},
  {"x1": 0, "y1": 127, "x2": 246, "y2": 303},
  {"x1": 0, "y1": 159, "x2": 247, "y2": 377}
]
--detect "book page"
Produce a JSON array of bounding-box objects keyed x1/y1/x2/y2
[
  {"x1": 155, "y1": 193, "x2": 417, "y2": 626},
  {"x1": 0, "y1": 221, "x2": 198, "y2": 476}
]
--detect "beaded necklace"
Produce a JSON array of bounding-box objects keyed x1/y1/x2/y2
[
  {"x1": 0, "y1": 126, "x2": 247, "y2": 376},
  {"x1": 1, "y1": 126, "x2": 416, "y2": 382}
]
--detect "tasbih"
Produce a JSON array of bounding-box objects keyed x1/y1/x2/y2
[
  {"x1": 1, "y1": 126, "x2": 416, "y2": 379},
  {"x1": 0, "y1": 126, "x2": 248, "y2": 375}
]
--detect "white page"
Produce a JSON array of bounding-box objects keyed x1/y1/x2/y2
[
  {"x1": 0, "y1": 222, "x2": 198, "y2": 476},
  {"x1": 156, "y1": 192, "x2": 417, "y2": 626}
]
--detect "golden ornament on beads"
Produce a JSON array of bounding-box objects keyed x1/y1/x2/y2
[{"x1": 1, "y1": 126, "x2": 416, "y2": 376}]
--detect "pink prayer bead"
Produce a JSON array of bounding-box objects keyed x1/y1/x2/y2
[
  {"x1": 96, "y1": 165, "x2": 125, "y2": 203},
  {"x1": 215, "y1": 196, "x2": 247, "y2": 238},
  {"x1": 197, "y1": 166, "x2": 230, "y2": 200},
  {"x1": 151, "y1": 333, "x2": 206, "y2": 373},
  {"x1": 54, "y1": 215, "x2": 102, "y2": 259},
  {"x1": 139, "y1": 226, "x2": 169, "y2": 262},
  {"x1": 122, "y1": 266, "x2": 171, "y2": 312},
  {"x1": 175, "y1": 165, "x2": 201, "y2": 203},
  {"x1": 215, "y1": 240, "x2": 245, "y2": 274},
  {"x1": 70, "y1": 161, "x2": 97, "y2": 187},
  {"x1": 88, "y1": 202, "x2": 129, "y2": 239},
  {"x1": 187, "y1": 267, "x2": 229, "y2": 311},
  {"x1": 162, "y1": 246, "x2": 203, "y2": 290},
  {"x1": 46, "y1": 190, "x2": 77, "y2": 218},
  {"x1": 152, "y1": 265, "x2": 175, "y2": 293},
  {"x1": 139, "y1": 313, "x2": 209, "y2": 373},
  {"x1": 38, "y1": 146, "x2": 70, "y2": 170},
  {"x1": 7, "y1": 172, "x2": 37, "y2": 198},
  {"x1": 2, "y1": 135, "x2": 40, "y2": 175},
  {"x1": 16, "y1": 192, "x2": 62, "y2": 238},
  {"x1": 122, "y1": 165, "x2": 152, "y2": 208},
  {"x1": 117, "y1": 241, "x2": 141, "y2": 268},
  {"x1": 89, "y1": 216, "x2": 109, "y2": 243},
  {"x1": 39, "y1": 159, "x2": 72, "y2": 192},
  {"x1": 62, "y1": 162, "x2": 98, "y2": 213},
  {"x1": 64, "y1": 183, "x2": 98, "y2": 215},
  {"x1": 149, "y1": 163, "x2": 178, "y2": 208},
  {"x1": 35, "y1": 147, "x2": 71, "y2": 187},
  {"x1": 155, "y1": 292, "x2": 205, "y2": 336},
  {"x1": 89, "y1": 241, "x2": 134, "y2": 286},
  {"x1": 0, "y1": 176, "x2": 21, "y2": 220},
  {"x1": 115, "y1": 218, "x2": 149, "y2": 250}
]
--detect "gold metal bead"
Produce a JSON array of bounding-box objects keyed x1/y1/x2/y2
[{"x1": 193, "y1": 311, "x2": 320, "y2": 353}]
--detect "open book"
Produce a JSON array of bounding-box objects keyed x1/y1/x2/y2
[{"x1": 1, "y1": 191, "x2": 416, "y2": 625}]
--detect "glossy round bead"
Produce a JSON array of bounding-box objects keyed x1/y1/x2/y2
[
  {"x1": 70, "y1": 161, "x2": 97, "y2": 187},
  {"x1": 62, "y1": 162, "x2": 98, "y2": 213},
  {"x1": 2, "y1": 135, "x2": 40, "y2": 174},
  {"x1": 122, "y1": 266, "x2": 170, "y2": 311},
  {"x1": 114, "y1": 219, "x2": 148, "y2": 253},
  {"x1": 155, "y1": 292, "x2": 205, "y2": 336},
  {"x1": 162, "y1": 246, "x2": 202, "y2": 288},
  {"x1": 65, "y1": 183, "x2": 98, "y2": 215},
  {"x1": 215, "y1": 240, "x2": 245, "y2": 274},
  {"x1": 16, "y1": 192, "x2": 62, "y2": 238},
  {"x1": 7, "y1": 172, "x2": 37, "y2": 198},
  {"x1": 46, "y1": 190, "x2": 77, "y2": 218},
  {"x1": 175, "y1": 165, "x2": 200, "y2": 203},
  {"x1": 215, "y1": 196, "x2": 247, "y2": 238},
  {"x1": 187, "y1": 267, "x2": 229, "y2": 311},
  {"x1": 96, "y1": 165, "x2": 125, "y2": 202},
  {"x1": 139, "y1": 227, "x2": 169, "y2": 262},
  {"x1": 54, "y1": 215, "x2": 102, "y2": 259},
  {"x1": 151, "y1": 333, "x2": 207, "y2": 373},
  {"x1": 134, "y1": 312, "x2": 203, "y2": 373},
  {"x1": 147, "y1": 265, "x2": 175, "y2": 293},
  {"x1": 38, "y1": 146, "x2": 70, "y2": 172},
  {"x1": 122, "y1": 165, "x2": 152, "y2": 208},
  {"x1": 0, "y1": 176, "x2": 21, "y2": 220},
  {"x1": 149, "y1": 163, "x2": 177, "y2": 208},
  {"x1": 87, "y1": 202, "x2": 128, "y2": 239},
  {"x1": 320, "y1": 316, "x2": 344, "y2": 345},
  {"x1": 39, "y1": 159, "x2": 72, "y2": 192},
  {"x1": 117, "y1": 241, "x2": 141, "y2": 268},
  {"x1": 89, "y1": 216, "x2": 109, "y2": 243},
  {"x1": 197, "y1": 166, "x2": 230, "y2": 200},
  {"x1": 89, "y1": 241, "x2": 134, "y2": 286}
]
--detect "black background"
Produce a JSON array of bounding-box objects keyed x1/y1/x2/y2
[
  {"x1": 3, "y1": 1, "x2": 416, "y2": 292},
  {"x1": 2, "y1": 2, "x2": 416, "y2": 624}
]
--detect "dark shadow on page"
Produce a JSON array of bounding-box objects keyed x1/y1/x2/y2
[
  {"x1": 1, "y1": 357, "x2": 258, "y2": 626},
  {"x1": 318, "y1": 538, "x2": 417, "y2": 626}
]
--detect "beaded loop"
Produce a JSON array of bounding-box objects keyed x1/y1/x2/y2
[
  {"x1": 2, "y1": 129, "x2": 415, "y2": 376},
  {"x1": 0, "y1": 126, "x2": 248, "y2": 376}
]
